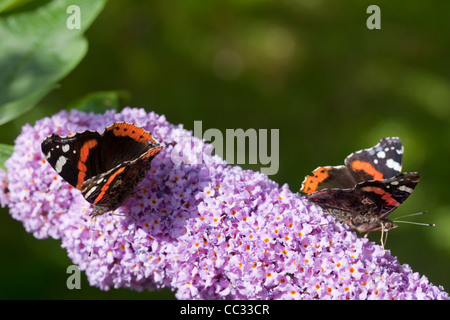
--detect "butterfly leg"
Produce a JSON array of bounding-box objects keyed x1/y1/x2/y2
[
  {"x1": 379, "y1": 224, "x2": 387, "y2": 250},
  {"x1": 110, "y1": 210, "x2": 137, "y2": 224},
  {"x1": 87, "y1": 216, "x2": 98, "y2": 258}
]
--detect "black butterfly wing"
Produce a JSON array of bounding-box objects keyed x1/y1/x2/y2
[
  {"x1": 307, "y1": 172, "x2": 419, "y2": 217},
  {"x1": 81, "y1": 146, "x2": 163, "y2": 209},
  {"x1": 41, "y1": 131, "x2": 103, "y2": 190},
  {"x1": 81, "y1": 123, "x2": 163, "y2": 209},
  {"x1": 345, "y1": 137, "x2": 403, "y2": 183},
  {"x1": 355, "y1": 172, "x2": 420, "y2": 218},
  {"x1": 99, "y1": 123, "x2": 161, "y2": 171},
  {"x1": 300, "y1": 165, "x2": 357, "y2": 194},
  {"x1": 301, "y1": 138, "x2": 403, "y2": 194},
  {"x1": 306, "y1": 187, "x2": 379, "y2": 216},
  {"x1": 42, "y1": 123, "x2": 163, "y2": 211}
]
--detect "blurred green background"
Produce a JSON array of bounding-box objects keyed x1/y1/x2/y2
[{"x1": 1, "y1": 0, "x2": 450, "y2": 299}]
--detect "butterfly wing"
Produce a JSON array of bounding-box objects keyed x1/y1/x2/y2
[
  {"x1": 307, "y1": 172, "x2": 420, "y2": 219},
  {"x1": 300, "y1": 165, "x2": 357, "y2": 194},
  {"x1": 99, "y1": 123, "x2": 161, "y2": 171},
  {"x1": 301, "y1": 137, "x2": 404, "y2": 194},
  {"x1": 355, "y1": 172, "x2": 419, "y2": 218},
  {"x1": 41, "y1": 131, "x2": 103, "y2": 190},
  {"x1": 81, "y1": 145, "x2": 163, "y2": 209},
  {"x1": 42, "y1": 123, "x2": 163, "y2": 216},
  {"x1": 345, "y1": 137, "x2": 403, "y2": 183},
  {"x1": 306, "y1": 187, "x2": 378, "y2": 215}
]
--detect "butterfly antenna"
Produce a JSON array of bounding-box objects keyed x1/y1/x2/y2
[
  {"x1": 392, "y1": 220, "x2": 435, "y2": 227},
  {"x1": 48, "y1": 209, "x2": 70, "y2": 215},
  {"x1": 393, "y1": 210, "x2": 428, "y2": 220},
  {"x1": 393, "y1": 211, "x2": 435, "y2": 227}
]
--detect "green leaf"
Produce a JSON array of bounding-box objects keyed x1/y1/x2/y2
[
  {"x1": 0, "y1": 83, "x2": 58, "y2": 126},
  {"x1": 0, "y1": 143, "x2": 14, "y2": 171},
  {"x1": 68, "y1": 90, "x2": 130, "y2": 114},
  {"x1": 0, "y1": 0, "x2": 33, "y2": 13},
  {"x1": 0, "y1": 0, "x2": 108, "y2": 125}
]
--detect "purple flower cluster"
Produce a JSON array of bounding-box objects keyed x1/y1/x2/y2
[{"x1": 1, "y1": 107, "x2": 448, "y2": 299}]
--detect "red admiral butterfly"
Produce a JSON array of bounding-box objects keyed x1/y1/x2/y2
[
  {"x1": 41, "y1": 122, "x2": 163, "y2": 217},
  {"x1": 300, "y1": 137, "x2": 421, "y2": 242}
]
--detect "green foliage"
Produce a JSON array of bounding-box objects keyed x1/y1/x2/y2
[
  {"x1": 0, "y1": 0, "x2": 31, "y2": 13},
  {"x1": 67, "y1": 90, "x2": 129, "y2": 113},
  {"x1": 0, "y1": 143, "x2": 13, "y2": 170},
  {"x1": 0, "y1": 0, "x2": 107, "y2": 125}
]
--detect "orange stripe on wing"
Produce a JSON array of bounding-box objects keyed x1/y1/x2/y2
[
  {"x1": 351, "y1": 160, "x2": 384, "y2": 180},
  {"x1": 360, "y1": 186, "x2": 399, "y2": 207},
  {"x1": 107, "y1": 123, "x2": 158, "y2": 144},
  {"x1": 76, "y1": 139, "x2": 98, "y2": 189},
  {"x1": 93, "y1": 166, "x2": 125, "y2": 205},
  {"x1": 300, "y1": 167, "x2": 330, "y2": 194},
  {"x1": 142, "y1": 146, "x2": 164, "y2": 159}
]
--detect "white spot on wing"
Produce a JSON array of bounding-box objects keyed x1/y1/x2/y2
[
  {"x1": 84, "y1": 186, "x2": 97, "y2": 199},
  {"x1": 62, "y1": 144, "x2": 70, "y2": 153},
  {"x1": 398, "y1": 185, "x2": 413, "y2": 193},
  {"x1": 377, "y1": 151, "x2": 386, "y2": 159},
  {"x1": 55, "y1": 156, "x2": 67, "y2": 173},
  {"x1": 386, "y1": 158, "x2": 402, "y2": 172}
]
